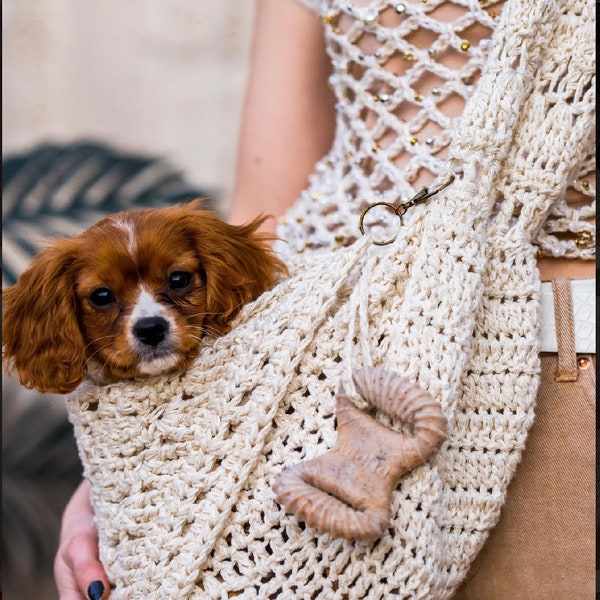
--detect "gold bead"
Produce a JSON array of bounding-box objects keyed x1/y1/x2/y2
[
  {"x1": 410, "y1": 137, "x2": 418, "y2": 145},
  {"x1": 335, "y1": 234, "x2": 345, "y2": 243},
  {"x1": 460, "y1": 41, "x2": 471, "y2": 51},
  {"x1": 581, "y1": 180, "x2": 591, "y2": 191},
  {"x1": 536, "y1": 247, "x2": 544, "y2": 258},
  {"x1": 575, "y1": 231, "x2": 593, "y2": 248},
  {"x1": 413, "y1": 92, "x2": 422, "y2": 102},
  {"x1": 296, "y1": 216, "x2": 305, "y2": 223},
  {"x1": 403, "y1": 52, "x2": 415, "y2": 61}
]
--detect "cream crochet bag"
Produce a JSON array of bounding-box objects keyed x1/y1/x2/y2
[{"x1": 66, "y1": 1, "x2": 594, "y2": 598}]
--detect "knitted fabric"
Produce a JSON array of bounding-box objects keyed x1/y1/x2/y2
[{"x1": 66, "y1": 1, "x2": 595, "y2": 598}]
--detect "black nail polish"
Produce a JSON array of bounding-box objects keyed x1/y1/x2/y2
[{"x1": 87, "y1": 580, "x2": 105, "y2": 600}]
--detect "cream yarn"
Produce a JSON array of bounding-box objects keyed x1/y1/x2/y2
[
  {"x1": 279, "y1": 0, "x2": 595, "y2": 262},
  {"x1": 67, "y1": 1, "x2": 595, "y2": 598}
]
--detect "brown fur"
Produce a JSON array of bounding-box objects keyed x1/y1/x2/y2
[{"x1": 2, "y1": 200, "x2": 286, "y2": 393}]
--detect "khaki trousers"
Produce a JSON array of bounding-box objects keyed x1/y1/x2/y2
[{"x1": 453, "y1": 280, "x2": 595, "y2": 599}]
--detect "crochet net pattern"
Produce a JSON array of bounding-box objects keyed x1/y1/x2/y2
[
  {"x1": 276, "y1": 0, "x2": 595, "y2": 262},
  {"x1": 66, "y1": 1, "x2": 595, "y2": 598}
]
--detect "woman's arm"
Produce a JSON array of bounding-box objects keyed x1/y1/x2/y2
[{"x1": 228, "y1": 0, "x2": 335, "y2": 234}]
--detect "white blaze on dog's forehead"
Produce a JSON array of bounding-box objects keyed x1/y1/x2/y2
[
  {"x1": 131, "y1": 287, "x2": 166, "y2": 320},
  {"x1": 111, "y1": 217, "x2": 136, "y2": 256}
]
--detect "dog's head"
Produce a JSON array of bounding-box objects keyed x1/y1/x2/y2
[{"x1": 2, "y1": 200, "x2": 286, "y2": 393}]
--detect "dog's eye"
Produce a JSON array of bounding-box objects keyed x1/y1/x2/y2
[
  {"x1": 89, "y1": 288, "x2": 115, "y2": 308},
  {"x1": 168, "y1": 271, "x2": 192, "y2": 291}
]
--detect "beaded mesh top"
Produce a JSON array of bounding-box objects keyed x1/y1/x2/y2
[{"x1": 275, "y1": 0, "x2": 595, "y2": 261}]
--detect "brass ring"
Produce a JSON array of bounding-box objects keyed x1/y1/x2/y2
[
  {"x1": 358, "y1": 172, "x2": 455, "y2": 246},
  {"x1": 358, "y1": 202, "x2": 403, "y2": 246}
]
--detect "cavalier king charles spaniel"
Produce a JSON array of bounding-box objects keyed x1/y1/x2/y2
[{"x1": 2, "y1": 200, "x2": 286, "y2": 394}]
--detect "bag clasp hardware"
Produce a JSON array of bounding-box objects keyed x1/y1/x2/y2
[{"x1": 359, "y1": 173, "x2": 455, "y2": 246}]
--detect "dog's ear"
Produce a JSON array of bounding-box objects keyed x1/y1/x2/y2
[
  {"x1": 176, "y1": 202, "x2": 287, "y2": 334},
  {"x1": 2, "y1": 238, "x2": 87, "y2": 393}
]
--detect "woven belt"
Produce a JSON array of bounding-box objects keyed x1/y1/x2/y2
[{"x1": 539, "y1": 278, "x2": 595, "y2": 353}]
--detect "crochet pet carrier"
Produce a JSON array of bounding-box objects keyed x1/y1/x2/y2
[{"x1": 66, "y1": 1, "x2": 595, "y2": 598}]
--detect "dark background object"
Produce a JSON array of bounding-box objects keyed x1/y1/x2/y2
[{"x1": 2, "y1": 381, "x2": 82, "y2": 600}]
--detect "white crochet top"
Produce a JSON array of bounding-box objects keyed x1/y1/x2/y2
[{"x1": 275, "y1": 0, "x2": 595, "y2": 262}]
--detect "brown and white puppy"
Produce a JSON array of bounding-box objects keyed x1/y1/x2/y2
[{"x1": 2, "y1": 200, "x2": 286, "y2": 393}]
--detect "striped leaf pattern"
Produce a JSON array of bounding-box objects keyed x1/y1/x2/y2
[{"x1": 2, "y1": 140, "x2": 212, "y2": 287}]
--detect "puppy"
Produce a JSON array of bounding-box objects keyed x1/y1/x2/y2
[{"x1": 2, "y1": 200, "x2": 286, "y2": 393}]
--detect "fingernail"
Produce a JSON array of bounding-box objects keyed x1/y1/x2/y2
[{"x1": 87, "y1": 580, "x2": 105, "y2": 600}]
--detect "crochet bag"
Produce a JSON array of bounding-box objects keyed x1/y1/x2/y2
[{"x1": 66, "y1": 2, "x2": 594, "y2": 598}]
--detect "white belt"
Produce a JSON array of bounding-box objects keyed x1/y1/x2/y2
[{"x1": 539, "y1": 279, "x2": 595, "y2": 353}]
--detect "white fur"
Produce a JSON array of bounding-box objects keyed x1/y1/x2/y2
[
  {"x1": 112, "y1": 218, "x2": 136, "y2": 257},
  {"x1": 128, "y1": 288, "x2": 180, "y2": 372},
  {"x1": 137, "y1": 354, "x2": 181, "y2": 375},
  {"x1": 130, "y1": 289, "x2": 168, "y2": 321}
]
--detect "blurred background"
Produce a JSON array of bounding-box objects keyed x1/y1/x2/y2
[
  {"x1": 2, "y1": 2, "x2": 255, "y2": 597},
  {"x1": 3, "y1": 0, "x2": 255, "y2": 200}
]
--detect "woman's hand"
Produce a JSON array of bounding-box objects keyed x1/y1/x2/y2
[{"x1": 54, "y1": 480, "x2": 110, "y2": 600}]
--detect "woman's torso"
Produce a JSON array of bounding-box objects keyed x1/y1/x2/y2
[{"x1": 275, "y1": 0, "x2": 595, "y2": 280}]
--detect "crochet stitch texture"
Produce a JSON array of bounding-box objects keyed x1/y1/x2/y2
[
  {"x1": 277, "y1": 0, "x2": 595, "y2": 261},
  {"x1": 67, "y1": 1, "x2": 595, "y2": 598}
]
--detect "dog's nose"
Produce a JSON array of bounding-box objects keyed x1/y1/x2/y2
[{"x1": 133, "y1": 316, "x2": 169, "y2": 347}]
